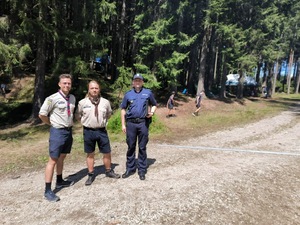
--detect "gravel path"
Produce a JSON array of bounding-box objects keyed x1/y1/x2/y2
[{"x1": 1, "y1": 104, "x2": 300, "y2": 225}]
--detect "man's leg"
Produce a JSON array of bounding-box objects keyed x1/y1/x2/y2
[
  {"x1": 103, "y1": 153, "x2": 120, "y2": 178},
  {"x1": 85, "y1": 152, "x2": 95, "y2": 185},
  {"x1": 137, "y1": 123, "x2": 149, "y2": 180},
  {"x1": 194, "y1": 105, "x2": 201, "y2": 116},
  {"x1": 55, "y1": 153, "x2": 74, "y2": 188},
  {"x1": 56, "y1": 153, "x2": 66, "y2": 175},
  {"x1": 103, "y1": 153, "x2": 111, "y2": 170},
  {"x1": 167, "y1": 108, "x2": 171, "y2": 117},
  {"x1": 44, "y1": 157, "x2": 60, "y2": 202},
  {"x1": 45, "y1": 157, "x2": 57, "y2": 183},
  {"x1": 122, "y1": 122, "x2": 138, "y2": 178},
  {"x1": 125, "y1": 123, "x2": 138, "y2": 171},
  {"x1": 86, "y1": 152, "x2": 95, "y2": 173}
]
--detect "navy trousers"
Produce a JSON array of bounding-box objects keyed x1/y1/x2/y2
[{"x1": 125, "y1": 121, "x2": 149, "y2": 173}]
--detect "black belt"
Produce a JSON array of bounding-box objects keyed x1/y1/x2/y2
[
  {"x1": 57, "y1": 127, "x2": 72, "y2": 131},
  {"x1": 126, "y1": 118, "x2": 145, "y2": 123},
  {"x1": 84, "y1": 126, "x2": 106, "y2": 131}
]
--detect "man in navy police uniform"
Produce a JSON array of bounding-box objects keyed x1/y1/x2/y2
[{"x1": 120, "y1": 73, "x2": 157, "y2": 180}]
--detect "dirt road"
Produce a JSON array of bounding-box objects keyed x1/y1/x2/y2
[{"x1": 1, "y1": 103, "x2": 299, "y2": 225}]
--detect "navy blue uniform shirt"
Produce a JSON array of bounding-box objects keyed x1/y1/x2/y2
[{"x1": 120, "y1": 88, "x2": 157, "y2": 119}]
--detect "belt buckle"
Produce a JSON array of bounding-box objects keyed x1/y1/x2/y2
[{"x1": 135, "y1": 118, "x2": 144, "y2": 123}]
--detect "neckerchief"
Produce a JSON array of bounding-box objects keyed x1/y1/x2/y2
[
  {"x1": 89, "y1": 97, "x2": 100, "y2": 122},
  {"x1": 58, "y1": 90, "x2": 71, "y2": 117}
]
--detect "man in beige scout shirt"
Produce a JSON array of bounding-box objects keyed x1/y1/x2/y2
[
  {"x1": 76, "y1": 80, "x2": 120, "y2": 185},
  {"x1": 39, "y1": 74, "x2": 76, "y2": 202}
]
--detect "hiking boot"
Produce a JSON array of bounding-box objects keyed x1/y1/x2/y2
[
  {"x1": 192, "y1": 113, "x2": 196, "y2": 117},
  {"x1": 44, "y1": 190, "x2": 60, "y2": 202},
  {"x1": 85, "y1": 175, "x2": 95, "y2": 186},
  {"x1": 138, "y1": 173, "x2": 146, "y2": 180},
  {"x1": 122, "y1": 170, "x2": 136, "y2": 179},
  {"x1": 106, "y1": 169, "x2": 121, "y2": 179},
  {"x1": 55, "y1": 179, "x2": 74, "y2": 189}
]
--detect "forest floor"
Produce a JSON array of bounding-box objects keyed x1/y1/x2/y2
[{"x1": 0, "y1": 77, "x2": 300, "y2": 224}]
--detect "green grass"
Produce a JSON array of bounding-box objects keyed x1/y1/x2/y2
[
  {"x1": 106, "y1": 109, "x2": 168, "y2": 142},
  {"x1": 149, "y1": 114, "x2": 168, "y2": 135},
  {"x1": 176, "y1": 96, "x2": 293, "y2": 141},
  {"x1": 275, "y1": 93, "x2": 300, "y2": 101},
  {"x1": 0, "y1": 91, "x2": 299, "y2": 177},
  {"x1": 0, "y1": 124, "x2": 86, "y2": 175}
]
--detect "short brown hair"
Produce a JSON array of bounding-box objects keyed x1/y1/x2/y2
[{"x1": 59, "y1": 74, "x2": 72, "y2": 80}]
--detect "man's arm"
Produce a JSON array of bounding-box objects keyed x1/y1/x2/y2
[
  {"x1": 150, "y1": 105, "x2": 157, "y2": 113},
  {"x1": 121, "y1": 108, "x2": 126, "y2": 133},
  {"x1": 75, "y1": 102, "x2": 82, "y2": 121},
  {"x1": 39, "y1": 114, "x2": 51, "y2": 125},
  {"x1": 146, "y1": 105, "x2": 157, "y2": 118},
  {"x1": 107, "y1": 101, "x2": 113, "y2": 119}
]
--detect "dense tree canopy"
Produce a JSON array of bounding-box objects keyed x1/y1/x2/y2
[{"x1": 0, "y1": 0, "x2": 299, "y2": 120}]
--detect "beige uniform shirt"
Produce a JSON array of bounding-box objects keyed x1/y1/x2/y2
[
  {"x1": 39, "y1": 92, "x2": 76, "y2": 128},
  {"x1": 76, "y1": 97, "x2": 112, "y2": 128}
]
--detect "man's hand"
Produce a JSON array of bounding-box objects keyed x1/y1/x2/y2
[
  {"x1": 122, "y1": 124, "x2": 126, "y2": 133},
  {"x1": 146, "y1": 112, "x2": 154, "y2": 118}
]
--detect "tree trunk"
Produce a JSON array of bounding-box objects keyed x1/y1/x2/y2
[
  {"x1": 256, "y1": 58, "x2": 262, "y2": 84},
  {"x1": 237, "y1": 70, "x2": 244, "y2": 99},
  {"x1": 187, "y1": 46, "x2": 198, "y2": 95},
  {"x1": 116, "y1": 0, "x2": 126, "y2": 66},
  {"x1": 287, "y1": 49, "x2": 294, "y2": 95},
  {"x1": 272, "y1": 60, "x2": 279, "y2": 95},
  {"x1": 213, "y1": 46, "x2": 219, "y2": 81},
  {"x1": 295, "y1": 59, "x2": 300, "y2": 94},
  {"x1": 219, "y1": 52, "x2": 227, "y2": 99},
  {"x1": 30, "y1": 1, "x2": 47, "y2": 124},
  {"x1": 197, "y1": 26, "x2": 211, "y2": 95}
]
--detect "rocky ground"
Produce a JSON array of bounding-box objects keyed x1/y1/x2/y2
[{"x1": 0, "y1": 100, "x2": 299, "y2": 225}]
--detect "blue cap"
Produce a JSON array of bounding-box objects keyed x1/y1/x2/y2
[{"x1": 133, "y1": 74, "x2": 143, "y2": 80}]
